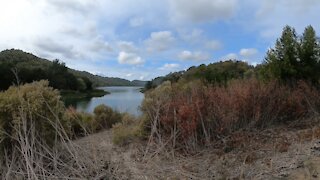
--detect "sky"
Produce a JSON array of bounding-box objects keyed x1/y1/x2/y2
[{"x1": 1, "y1": 0, "x2": 320, "y2": 81}]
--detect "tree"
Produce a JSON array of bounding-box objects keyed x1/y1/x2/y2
[
  {"x1": 0, "y1": 62, "x2": 15, "y2": 90},
  {"x1": 299, "y1": 25, "x2": 320, "y2": 83},
  {"x1": 82, "y1": 77, "x2": 93, "y2": 90},
  {"x1": 264, "y1": 26, "x2": 300, "y2": 83},
  {"x1": 47, "y1": 59, "x2": 78, "y2": 90}
]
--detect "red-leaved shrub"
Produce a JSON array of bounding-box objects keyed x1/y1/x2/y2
[{"x1": 141, "y1": 79, "x2": 320, "y2": 150}]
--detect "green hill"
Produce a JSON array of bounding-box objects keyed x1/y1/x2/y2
[
  {"x1": 144, "y1": 60, "x2": 254, "y2": 91},
  {"x1": 0, "y1": 49, "x2": 146, "y2": 91}
]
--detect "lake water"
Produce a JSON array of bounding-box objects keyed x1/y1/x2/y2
[{"x1": 66, "y1": 86, "x2": 144, "y2": 116}]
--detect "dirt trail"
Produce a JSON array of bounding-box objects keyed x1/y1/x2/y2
[
  {"x1": 74, "y1": 124, "x2": 320, "y2": 179},
  {"x1": 74, "y1": 130, "x2": 145, "y2": 179}
]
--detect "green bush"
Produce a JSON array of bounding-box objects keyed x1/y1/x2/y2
[
  {"x1": 112, "y1": 113, "x2": 147, "y2": 145},
  {"x1": 0, "y1": 80, "x2": 67, "y2": 153},
  {"x1": 93, "y1": 104, "x2": 122, "y2": 130},
  {"x1": 64, "y1": 107, "x2": 96, "y2": 138}
]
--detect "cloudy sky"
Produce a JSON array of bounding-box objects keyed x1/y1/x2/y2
[{"x1": 1, "y1": 0, "x2": 319, "y2": 80}]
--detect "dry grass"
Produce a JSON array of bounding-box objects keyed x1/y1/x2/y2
[{"x1": 119, "y1": 118, "x2": 320, "y2": 179}]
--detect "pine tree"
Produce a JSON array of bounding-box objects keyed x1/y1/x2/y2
[
  {"x1": 299, "y1": 25, "x2": 320, "y2": 83},
  {"x1": 265, "y1": 26, "x2": 300, "y2": 83}
]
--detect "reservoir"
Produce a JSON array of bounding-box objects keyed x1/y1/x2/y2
[{"x1": 66, "y1": 86, "x2": 144, "y2": 116}]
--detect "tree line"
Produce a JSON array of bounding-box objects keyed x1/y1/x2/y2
[
  {"x1": 0, "y1": 50, "x2": 92, "y2": 91},
  {"x1": 145, "y1": 25, "x2": 320, "y2": 91}
]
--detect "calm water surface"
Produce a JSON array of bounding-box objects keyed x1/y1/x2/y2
[{"x1": 67, "y1": 86, "x2": 144, "y2": 116}]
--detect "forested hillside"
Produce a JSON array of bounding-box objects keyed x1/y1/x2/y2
[
  {"x1": 0, "y1": 49, "x2": 146, "y2": 91},
  {"x1": 144, "y1": 60, "x2": 254, "y2": 90}
]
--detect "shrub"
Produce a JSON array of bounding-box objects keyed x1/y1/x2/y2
[
  {"x1": 112, "y1": 113, "x2": 146, "y2": 145},
  {"x1": 93, "y1": 104, "x2": 122, "y2": 130},
  {"x1": 64, "y1": 107, "x2": 96, "y2": 138},
  {"x1": 0, "y1": 80, "x2": 67, "y2": 154},
  {"x1": 141, "y1": 79, "x2": 320, "y2": 150},
  {"x1": 0, "y1": 81, "x2": 111, "y2": 179}
]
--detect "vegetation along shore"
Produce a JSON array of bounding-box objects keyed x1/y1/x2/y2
[{"x1": 1, "y1": 24, "x2": 320, "y2": 179}]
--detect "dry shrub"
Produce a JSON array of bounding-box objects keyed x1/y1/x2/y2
[
  {"x1": 94, "y1": 104, "x2": 122, "y2": 130},
  {"x1": 64, "y1": 107, "x2": 97, "y2": 138},
  {"x1": 0, "y1": 81, "x2": 113, "y2": 179},
  {"x1": 112, "y1": 113, "x2": 146, "y2": 145},
  {"x1": 141, "y1": 79, "x2": 320, "y2": 151},
  {"x1": 64, "y1": 104, "x2": 123, "y2": 138},
  {"x1": 0, "y1": 80, "x2": 67, "y2": 152}
]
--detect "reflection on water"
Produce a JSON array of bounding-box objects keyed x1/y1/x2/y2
[{"x1": 64, "y1": 86, "x2": 144, "y2": 116}]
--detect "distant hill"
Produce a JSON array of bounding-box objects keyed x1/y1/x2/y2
[
  {"x1": 0, "y1": 49, "x2": 146, "y2": 90},
  {"x1": 70, "y1": 69, "x2": 146, "y2": 87},
  {"x1": 144, "y1": 60, "x2": 254, "y2": 91}
]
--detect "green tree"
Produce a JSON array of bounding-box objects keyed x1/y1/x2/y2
[
  {"x1": 264, "y1": 26, "x2": 300, "y2": 83},
  {"x1": 82, "y1": 77, "x2": 93, "y2": 90},
  {"x1": 76, "y1": 78, "x2": 87, "y2": 91},
  {"x1": 299, "y1": 25, "x2": 320, "y2": 83},
  {"x1": 47, "y1": 60, "x2": 78, "y2": 90},
  {"x1": 0, "y1": 62, "x2": 15, "y2": 90}
]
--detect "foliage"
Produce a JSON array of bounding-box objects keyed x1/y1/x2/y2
[
  {"x1": 263, "y1": 25, "x2": 320, "y2": 84},
  {"x1": 47, "y1": 60, "x2": 79, "y2": 90},
  {"x1": 0, "y1": 49, "x2": 146, "y2": 91},
  {"x1": 144, "y1": 60, "x2": 253, "y2": 91},
  {"x1": 141, "y1": 79, "x2": 320, "y2": 150},
  {"x1": 64, "y1": 107, "x2": 97, "y2": 138},
  {"x1": 0, "y1": 80, "x2": 67, "y2": 154},
  {"x1": 112, "y1": 113, "x2": 147, "y2": 145},
  {"x1": 93, "y1": 104, "x2": 122, "y2": 130}
]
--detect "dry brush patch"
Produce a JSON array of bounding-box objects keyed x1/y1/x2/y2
[
  {"x1": 141, "y1": 79, "x2": 320, "y2": 152},
  {"x1": 120, "y1": 119, "x2": 320, "y2": 179},
  {"x1": 0, "y1": 81, "x2": 116, "y2": 179}
]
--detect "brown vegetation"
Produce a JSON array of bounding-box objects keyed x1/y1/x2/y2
[
  {"x1": 141, "y1": 79, "x2": 320, "y2": 151},
  {"x1": 0, "y1": 81, "x2": 119, "y2": 179}
]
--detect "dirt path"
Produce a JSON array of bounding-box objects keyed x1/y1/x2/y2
[
  {"x1": 74, "y1": 124, "x2": 320, "y2": 179},
  {"x1": 74, "y1": 130, "x2": 145, "y2": 179}
]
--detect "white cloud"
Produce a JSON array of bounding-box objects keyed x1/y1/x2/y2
[
  {"x1": 2, "y1": 0, "x2": 319, "y2": 80},
  {"x1": 178, "y1": 51, "x2": 210, "y2": 61},
  {"x1": 129, "y1": 17, "x2": 144, "y2": 27},
  {"x1": 178, "y1": 29, "x2": 203, "y2": 43},
  {"x1": 46, "y1": 0, "x2": 95, "y2": 14},
  {"x1": 222, "y1": 53, "x2": 238, "y2": 60},
  {"x1": 239, "y1": 48, "x2": 258, "y2": 57},
  {"x1": 139, "y1": 76, "x2": 145, "y2": 80},
  {"x1": 118, "y1": 41, "x2": 137, "y2": 52},
  {"x1": 34, "y1": 38, "x2": 81, "y2": 59},
  {"x1": 170, "y1": 0, "x2": 237, "y2": 23},
  {"x1": 205, "y1": 40, "x2": 223, "y2": 50},
  {"x1": 159, "y1": 63, "x2": 180, "y2": 70},
  {"x1": 118, "y1": 51, "x2": 144, "y2": 65},
  {"x1": 90, "y1": 38, "x2": 113, "y2": 52},
  {"x1": 145, "y1": 31, "x2": 175, "y2": 52},
  {"x1": 243, "y1": 0, "x2": 320, "y2": 39}
]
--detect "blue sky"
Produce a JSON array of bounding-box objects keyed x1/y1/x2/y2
[{"x1": 1, "y1": 0, "x2": 320, "y2": 80}]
